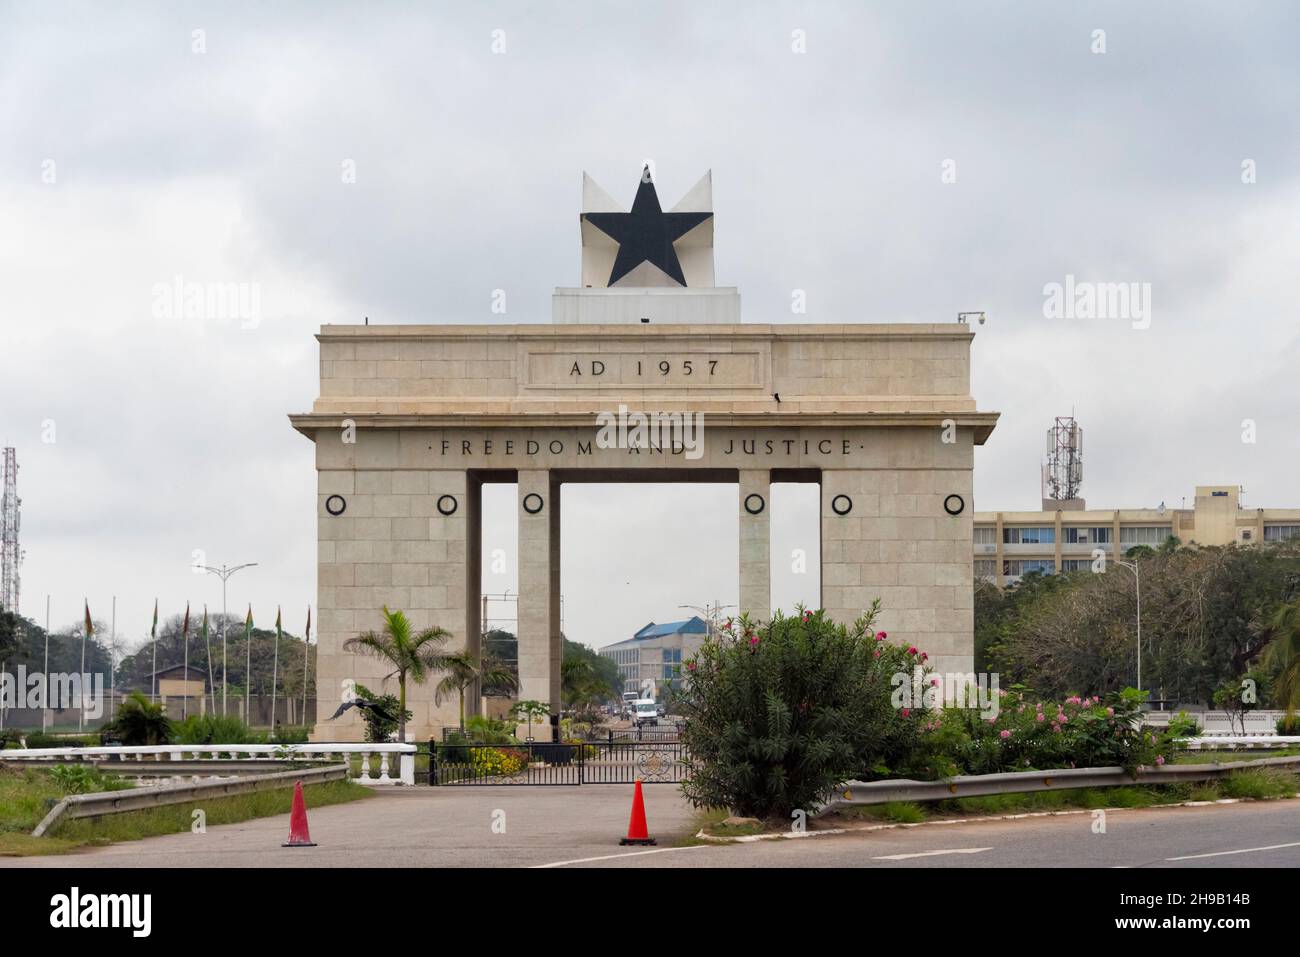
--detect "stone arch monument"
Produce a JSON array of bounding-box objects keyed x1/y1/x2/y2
[{"x1": 291, "y1": 168, "x2": 999, "y2": 741}]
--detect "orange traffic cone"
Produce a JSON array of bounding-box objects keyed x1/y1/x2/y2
[
  {"x1": 282, "y1": 781, "x2": 317, "y2": 847},
  {"x1": 619, "y1": 779, "x2": 656, "y2": 846}
]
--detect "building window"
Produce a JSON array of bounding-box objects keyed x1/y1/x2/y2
[
  {"x1": 1265, "y1": 525, "x2": 1300, "y2": 542},
  {"x1": 1119, "y1": 526, "x2": 1172, "y2": 545},
  {"x1": 1063, "y1": 526, "x2": 1112, "y2": 544},
  {"x1": 1004, "y1": 526, "x2": 1055, "y2": 545},
  {"x1": 973, "y1": 527, "x2": 997, "y2": 545},
  {"x1": 974, "y1": 560, "x2": 996, "y2": 578},
  {"x1": 1005, "y1": 559, "x2": 1055, "y2": 575},
  {"x1": 1061, "y1": 559, "x2": 1093, "y2": 572}
]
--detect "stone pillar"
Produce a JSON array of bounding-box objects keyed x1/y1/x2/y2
[
  {"x1": 314, "y1": 467, "x2": 472, "y2": 742},
  {"x1": 821, "y1": 460, "x2": 974, "y2": 676},
  {"x1": 517, "y1": 470, "x2": 561, "y2": 738},
  {"x1": 738, "y1": 469, "x2": 771, "y2": 622}
]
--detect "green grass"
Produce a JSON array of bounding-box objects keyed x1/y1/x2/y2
[
  {"x1": 0, "y1": 764, "x2": 371, "y2": 857},
  {"x1": 1173, "y1": 747, "x2": 1300, "y2": 763}
]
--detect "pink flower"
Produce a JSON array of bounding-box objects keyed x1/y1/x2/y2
[
  {"x1": 1106, "y1": 707, "x2": 1114, "y2": 717},
  {"x1": 877, "y1": 631, "x2": 887, "y2": 640},
  {"x1": 999, "y1": 729, "x2": 1011, "y2": 739},
  {"x1": 749, "y1": 636, "x2": 759, "y2": 646},
  {"x1": 901, "y1": 708, "x2": 911, "y2": 717},
  {"x1": 920, "y1": 652, "x2": 928, "y2": 661},
  {"x1": 931, "y1": 678, "x2": 940, "y2": 687},
  {"x1": 1036, "y1": 713, "x2": 1045, "y2": 722},
  {"x1": 907, "y1": 646, "x2": 918, "y2": 656},
  {"x1": 686, "y1": 662, "x2": 696, "y2": 671},
  {"x1": 1155, "y1": 755, "x2": 1166, "y2": 765},
  {"x1": 873, "y1": 649, "x2": 881, "y2": 658}
]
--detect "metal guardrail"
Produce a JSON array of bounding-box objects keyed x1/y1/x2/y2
[
  {"x1": 31, "y1": 764, "x2": 350, "y2": 837},
  {"x1": 825, "y1": 755, "x2": 1300, "y2": 811}
]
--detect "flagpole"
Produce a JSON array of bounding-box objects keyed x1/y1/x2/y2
[
  {"x1": 244, "y1": 606, "x2": 252, "y2": 725},
  {"x1": 182, "y1": 602, "x2": 190, "y2": 720},
  {"x1": 110, "y1": 596, "x2": 116, "y2": 724},
  {"x1": 202, "y1": 605, "x2": 215, "y2": 716},
  {"x1": 151, "y1": 599, "x2": 158, "y2": 704},
  {"x1": 271, "y1": 607, "x2": 281, "y2": 739},
  {"x1": 80, "y1": 599, "x2": 89, "y2": 733},
  {"x1": 42, "y1": 595, "x2": 50, "y2": 733}
]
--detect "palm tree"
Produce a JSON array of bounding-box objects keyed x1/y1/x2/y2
[
  {"x1": 1263, "y1": 598, "x2": 1300, "y2": 716},
  {"x1": 343, "y1": 607, "x2": 451, "y2": 742},
  {"x1": 434, "y1": 652, "x2": 518, "y2": 728}
]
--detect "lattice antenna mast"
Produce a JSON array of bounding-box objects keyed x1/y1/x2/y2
[
  {"x1": 1042, "y1": 417, "x2": 1083, "y2": 502},
  {"x1": 1, "y1": 448, "x2": 20, "y2": 614}
]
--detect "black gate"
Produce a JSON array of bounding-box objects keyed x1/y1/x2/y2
[{"x1": 427, "y1": 737, "x2": 689, "y2": 786}]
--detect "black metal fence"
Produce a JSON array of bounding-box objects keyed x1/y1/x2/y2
[{"x1": 426, "y1": 737, "x2": 689, "y2": 786}]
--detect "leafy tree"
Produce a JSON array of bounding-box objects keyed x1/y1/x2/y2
[
  {"x1": 434, "y1": 652, "x2": 517, "y2": 728},
  {"x1": 509, "y1": 700, "x2": 550, "y2": 740},
  {"x1": 344, "y1": 607, "x2": 451, "y2": 742},
  {"x1": 1262, "y1": 595, "x2": 1300, "y2": 715}
]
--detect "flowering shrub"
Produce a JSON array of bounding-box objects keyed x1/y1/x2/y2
[
  {"x1": 470, "y1": 746, "x2": 529, "y2": 777},
  {"x1": 929, "y1": 687, "x2": 1179, "y2": 775},
  {"x1": 677, "y1": 602, "x2": 936, "y2": 819}
]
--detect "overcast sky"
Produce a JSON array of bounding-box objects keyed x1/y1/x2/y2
[{"x1": 3, "y1": 1, "x2": 1298, "y2": 653}]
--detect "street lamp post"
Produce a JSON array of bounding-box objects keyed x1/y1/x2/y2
[
  {"x1": 1115, "y1": 560, "x2": 1142, "y2": 692},
  {"x1": 201, "y1": 562, "x2": 257, "y2": 716},
  {"x1": 679, "y1": 601, "x2": 736, "y2": 642}
]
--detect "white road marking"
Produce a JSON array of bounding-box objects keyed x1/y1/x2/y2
[
  {"x1": 532, "y1": 844, "x2": 712, "y2": 868},
  {"x1": 872, "y1": 847, "x2": 992, "y2": 860},
  {"x1": 1166, "y1": 841, "x2": 1300, "y2": 862}
]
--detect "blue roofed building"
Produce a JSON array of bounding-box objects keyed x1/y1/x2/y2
[{"x1": 600, "y1": 616, "x2": 710, "y2": 699}]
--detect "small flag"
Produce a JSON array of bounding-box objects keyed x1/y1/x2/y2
[
  {"x1": 182, "y1": 602, "x2": 190, "y2": 637},
  {"x1": 245, "y1": 604, "x2": 253, "y2": 632},
  {"x1": 84, "y1": 600, "x2": 93, "y2": 638},
  {"x1": 202, "y1": 605, "x2": 209, "y2": 640},
  {"x1": 305, "y1": 606, "x2": 311, "y2": 643},
  {"x1": 151, "y1": 599, "x2": 158, "y2": 639},
  {"x1": 275, "y1": 606, "x2": 282, "y2": 638}
]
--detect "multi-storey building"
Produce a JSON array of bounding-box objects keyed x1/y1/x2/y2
[
  {"x1": 975, "y1": 485, "x2": 1300, "y2": 587},
  {"x1": 600, "y1": 617, "x2": 710, "y2": 698}
]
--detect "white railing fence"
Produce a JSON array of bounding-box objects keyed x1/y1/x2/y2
[
  {"x1": 0, "y1": 743, "x2": 416, "y2": 786},
  {"x1": 1143, "y1": 710, "x2": 1292, "y2": 735}
]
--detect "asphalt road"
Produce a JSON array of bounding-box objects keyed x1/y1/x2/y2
[{"x1": 3, "y1": 787, "x2": 1296, "y2": 868}]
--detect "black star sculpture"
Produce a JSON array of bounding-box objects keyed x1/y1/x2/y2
[{"x1": 584, "y1": 170, "x2": 713, "y2": 287}]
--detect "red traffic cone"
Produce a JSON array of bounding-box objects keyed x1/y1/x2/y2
[
  {"x1": 619, "y1": 779, "x2": 656, "y2": 846},
  {"x1": 282, "y1": 781, "x2": 317, "y2": 847}
]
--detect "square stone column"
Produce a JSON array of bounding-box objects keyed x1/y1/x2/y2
[
  {"x1": 517, "y1": 470, "x2": 561, "y2": 737},
  {"x1": 821, "y1": 465, "x2": 974, "y2": 676},
  {"x1": 313, "y1": 467, "x2": 473, "y2": 741},
  {"x1": 738, "y1": 469, "x2": 771, "y2": 622}
]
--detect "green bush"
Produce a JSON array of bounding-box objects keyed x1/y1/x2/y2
[
  {"x1": 929, "y1": 687, "x2": 1178, "y2": 775},
  {"x1": 174, "y1": 714, "x2": 263, "y2": 745},
  {"x1": 1276, "y1": 714, "x2": 1300, "y2": 735},
  {"x1": 47, "y1": 763, "x2": 131, "y2": 795},
  {"x1": 462, "y1": 715, "x2": 517, "y2": 745},
  {"x1": 677, "y1": 603, "x2": 934, "y2": 819},
  {"x1": 1167, "y1": 711, "x2": 1201, "y2": 739},
  {"x1": 353, "y1": 684, "x2": 409, "y2": 743},
  {"x1": 100, "y1": 692, "x2": 172, "y2": 746},
  {"x1": 271, "y1": 725, "x2": 310, "y2": 744}
]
